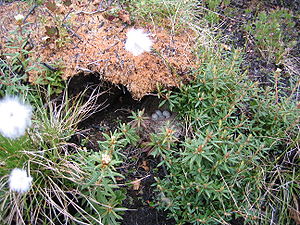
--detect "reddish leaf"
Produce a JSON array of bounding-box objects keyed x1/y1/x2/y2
[
  {"x1": 105, "y1": 15, "x2": 116, "y2": 21},
  {"x1": 45, "y1": 0, "x2": 58, "y2": 12}
]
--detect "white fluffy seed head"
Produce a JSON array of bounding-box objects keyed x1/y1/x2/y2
[
  {"x1": 0, "y1": 96, "x2": 32, "y2": 139},
  {"x1": 9, "y1": 168, "x2": 33, "y2": 194},
  {"x1": 125, "y1": 28, "x2": 153, "y2": 56}
]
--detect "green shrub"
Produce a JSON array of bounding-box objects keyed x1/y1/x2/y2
[
  {"x1": 153, "y1": 46, "x2": 299, "y2": 224},
  {"x1": 80, "y1": 131, "x2": 131, "y2": 225},
  {"x1": 245, "y1": 9, "x2": 296, "y2": 63}
]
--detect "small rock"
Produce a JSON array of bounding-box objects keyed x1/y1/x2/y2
[{"x1": 162, "y1": 110, "x2": 171, "y2": 119}]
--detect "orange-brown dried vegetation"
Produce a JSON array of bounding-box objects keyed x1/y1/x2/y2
[{"x1": 0, "y1": 0, "x2": 197, "y2": 99}]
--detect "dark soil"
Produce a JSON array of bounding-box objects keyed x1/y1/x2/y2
[
  {"x1": 68, "y1": 73, "x2": 139, "y2": 148},
  {"x1": 120, "y1": 153, "x2": 175, "y2": 225},
  {"x1": 0, "y1": 0, "x2": 298, "y2": 224}
]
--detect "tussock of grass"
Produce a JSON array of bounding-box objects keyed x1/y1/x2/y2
[{"x1": 0, "y1": 87, "x2": 123, "y2": 225}]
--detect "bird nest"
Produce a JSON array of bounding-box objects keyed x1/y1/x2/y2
[{"x1": 0, "y1": 0, "x2": 198, "y2": 99}]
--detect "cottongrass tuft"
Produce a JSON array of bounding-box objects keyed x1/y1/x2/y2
[
  {"x1": 0, "y1": 96, "x2": 32, "y2": 139},
  {"x1": 9, "y1": 168, "x2": 33, "y2": 194},
  {"x1": 125, "y1": 28, "x2": 153, "y2": 56}
]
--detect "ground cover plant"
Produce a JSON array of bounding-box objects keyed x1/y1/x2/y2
[
  {"x1": 0, "y1": 0, "x2": 299, "y2": 225},
  {"x1": 0, "y1": 87, "x2": 130, "y2": 224},
  {"x1": 244, "y1": 8, "x2": 296, "y2": 63},
  {"x1": 154, "y1": 45, "x2": 299, "y2": 224}
]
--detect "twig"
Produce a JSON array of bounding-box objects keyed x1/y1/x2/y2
[
  {"x1": 274, "y1": 69, "x2": 280, "y2": 104},
  {"x1": 87, "y1": 59, "x2": 108, "y2": 66},
  {"x1": 103, "y1": 41, "x2": 119, "y2": 53},
  {"x1": 41, "y1": 62, "x2": 58, "y2": 71},
  {"x1": 76, "y1": 9, "x2": 107, "y2": 15},
  {"x1": 119, "y1": 174, "x2": 152, "y2": 187},
  {"x1": 62, "y1": 9, "x2": 73, "y2": 23},
  {"x1": 62, "y1": 24, "x2": 83, "y2": 42},
  {"x1": 23, "y1": 4, "x2": 38, "y2": 23},
  {"x1": 76, "y1": 67, "x2": 94, "y2": 73}
]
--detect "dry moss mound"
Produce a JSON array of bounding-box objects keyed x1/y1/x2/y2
[{"x1": 0, "y1": 1, "x2": 197, "y2": 98}]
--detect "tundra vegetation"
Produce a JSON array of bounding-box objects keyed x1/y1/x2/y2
[{"x1": 0, "y1": 0, "x2": 299, "y2": 225}]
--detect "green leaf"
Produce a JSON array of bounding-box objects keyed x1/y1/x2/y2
[
  {"x1": 45, "y1": 26, "x2": 59, "y2": 37},
  {"x1": 62, "y1": 0, "x2": 72, "y2": 7}
]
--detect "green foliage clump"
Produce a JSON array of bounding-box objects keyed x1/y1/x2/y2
[
  {"x1": 152, "y1": 46, "x2": 299, "y2": 224},
  {"x1": 121, "y1": 0, "x2": 197, "y2": 30},
  {"x1": 245, "y1": 9, "x2": 296, "y2": 63},
  {"x1": 0, "y1": 58, "x2": 29, "y2": 97},
  {"x1": 29, "y1": 64, "x2": 66, "y2": 95},
  {"x1": 121, "y1": 0, "x2": 175, "y2": 20},
  {"x1": 79, "y1": 131, "x2": 131, "y2": 225},
  {"x1": 203, "y1": 0, "x2": 230, "y2": 24},
  {"x1": 0, "y1": 21, "x2": 32, "y2": 97}
]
